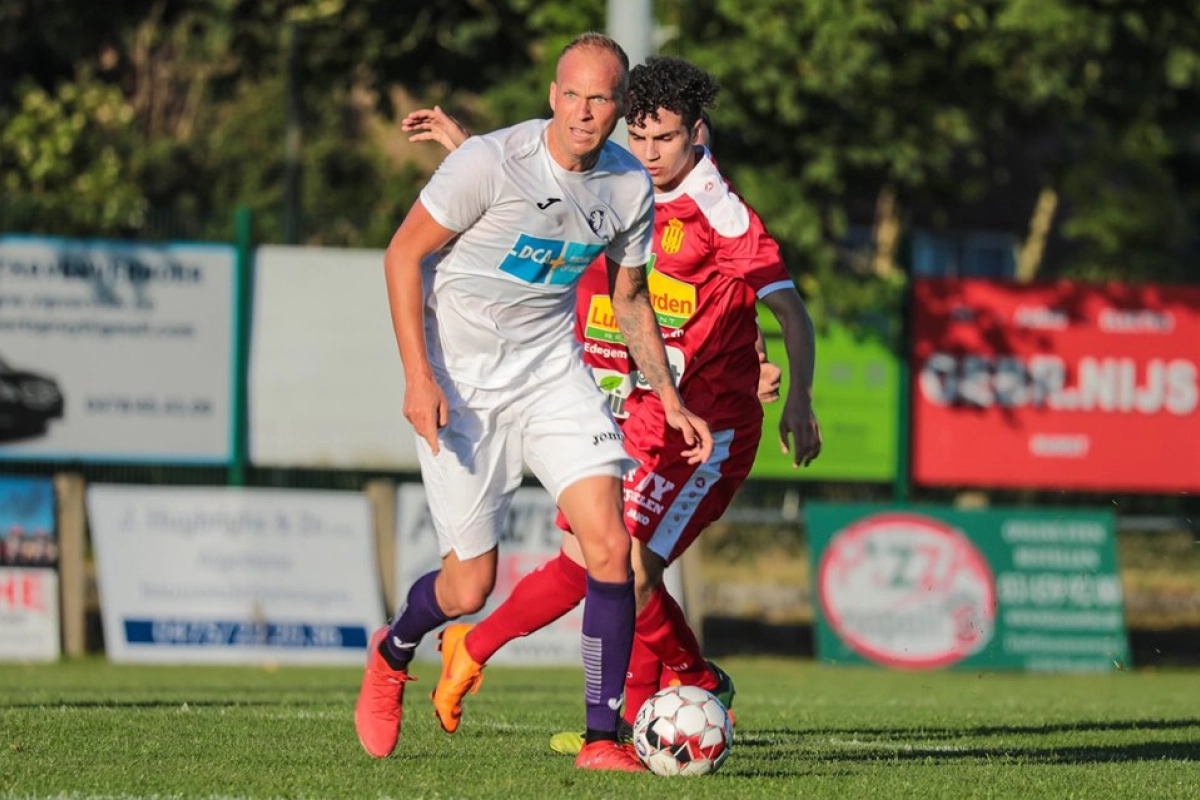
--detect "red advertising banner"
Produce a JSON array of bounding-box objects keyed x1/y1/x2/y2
[{"x1": 912, "y1": 279, "x2": 1200, "y2": 492}]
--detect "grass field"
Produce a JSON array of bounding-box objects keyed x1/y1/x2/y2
[{"x1": 2, "y1": 658, "x2": 1198, "y2": 799}]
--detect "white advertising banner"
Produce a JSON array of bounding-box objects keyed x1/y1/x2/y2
[
  {"x1": 0, "y1": 236, "x2": 236, "y2": 462},
  {"x1": 0, "y1": 568, "x2": 61, "y2": 662},
  {"x1": 88, "y1": 485, "x2": 383, "y2": 665},
  {"x1": 394, "y1": 484, "x2": 685, "y2": 667},
  {"x1": 249, "y1": 245, "x2": 419, "y2": 470}
]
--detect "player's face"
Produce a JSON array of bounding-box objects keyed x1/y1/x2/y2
[
  {"x1": 547, "y1": 46, "x2": 625, "y2": 172},
  {"x1": 627, "y1": 109, "x2": 700, "y2": 193}
]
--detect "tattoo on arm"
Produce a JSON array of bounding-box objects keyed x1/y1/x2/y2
[{"x1": 613, "y1": 266, "x2": 676, "y2": 394}]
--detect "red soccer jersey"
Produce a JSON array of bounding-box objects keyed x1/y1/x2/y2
[{"x1": 574, "y1": 149, "x2": 793, "y2": 430}]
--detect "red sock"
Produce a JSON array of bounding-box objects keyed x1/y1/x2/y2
[
  {"x1": 622, "y1": 635, "x2": 662, "y2": 727},
  {"x1": 637, "y1": 585, "x2": 717, "y2": 692},
  {"x1": 465, "y1": 550, "x2": 587, "y2": 664}
]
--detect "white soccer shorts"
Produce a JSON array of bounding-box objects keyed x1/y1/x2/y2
[{"x1": 415, "y1": 356, "x2": 633, "y2": 561}]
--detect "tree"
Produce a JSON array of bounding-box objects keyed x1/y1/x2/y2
[{"x1": 0, "y1": 70, "x2": 146, "y2": 235}]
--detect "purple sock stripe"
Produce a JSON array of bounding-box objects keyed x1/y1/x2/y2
[{"x1": 582, "y1": 635, "x2": 603, "y2": 704}]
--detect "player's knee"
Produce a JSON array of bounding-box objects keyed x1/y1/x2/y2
[
  {"x1": 447, "y1": 584, "x2": 490, "y2": 616},
  {"x1": 581, "y1": 527, "x2": 632, "y2": 577},
  {"x1": 440, "y1": 573, "x2": 493, "y2": 616}
]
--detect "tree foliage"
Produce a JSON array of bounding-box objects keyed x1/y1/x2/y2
[
  {"x1": 1, "y1": 0, "x2": 1198, "y2": 293},
  {"x1": 667, "y1": 0, "x2": 1200, "y2": 291}
]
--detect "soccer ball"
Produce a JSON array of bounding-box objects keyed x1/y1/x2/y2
[{"x1": 632, "y1": 685, "x2": 733, "y2": 776}]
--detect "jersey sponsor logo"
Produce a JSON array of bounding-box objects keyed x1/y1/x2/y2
[
  {"x1": 647, "y1": 265, "x2": 696, "y2": 329},
  {"x1": 585, "y1": 295, "x2": 622, "y2": 342},
  {"x1": 499, "y1": 235, "x2": 604, "y2": 286},
  {"x1": 536, "y1": 197, "x2": 562, "y2": 210},
  {"x1": 591, "y1": 367, "x2": 634, "y2": 419},
  {"x1": 661, "y1": 218, "x2": 685, "y2": 254},
  {"x1": 582, "y1": 259, "x2": 697, "y2": 343},
  {"x1": 631, "y1": 347, "x2": 685, "y2": 392}
]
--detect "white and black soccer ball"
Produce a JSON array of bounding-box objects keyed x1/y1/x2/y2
[{"x1": 632, "y1": 685, "x2": 733, "y2": 776}]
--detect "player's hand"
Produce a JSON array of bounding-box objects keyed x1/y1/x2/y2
[
  {"x1": 779, "y1": 399, "x2": 821, "y2": 468},
  {"x1": 757, "y1": 351, "x2": 782, "y2": 404},
  {"x1": 403, "y1": 373, "x2": 450, "y2": 455},
  {"x1": 666, "y1": 406, "x2": 714, "y2": 464},
  {"x1": 401, "y1": 106, "x2": 469, "y2": 153}
]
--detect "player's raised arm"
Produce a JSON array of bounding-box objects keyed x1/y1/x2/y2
[
  {"x1": 607, "y1": 256, "x2": 713, "y2": 463},
  {"x1": 401, "y1": 106, "x2": 470, "y2": 152}
]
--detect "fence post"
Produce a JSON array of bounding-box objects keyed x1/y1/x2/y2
[
  {"x1": 54, "y1": 473, "x2": 87, "y2": 658},
  {"x1": 893, "y1": 281, "x2": 913, "y2": 504},
  {"x1": 364, "y1": 479, "x2": 398, "y2": 615},
  {"x1": 230, "y1": 207, "x2": 254, "y2": 486},
  {"x1": 678, "y1": 544, "x2": 706, "y2": 651}
]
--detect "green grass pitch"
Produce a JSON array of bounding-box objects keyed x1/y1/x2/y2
[{"x1": 2, "y1": 657, "x2": 1197, "y2": 799}]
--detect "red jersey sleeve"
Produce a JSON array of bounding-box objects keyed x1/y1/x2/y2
[{"x1": 694, "y1": 173, "x2": 792, "y2": 294}]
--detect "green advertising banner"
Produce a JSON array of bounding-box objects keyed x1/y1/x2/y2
[
  {"x1": 752, "y1": 317, "x2": 898, "y2": 481},
  {"x1": 807, "y1": 502, "x2": 1129, "y2": 672}
]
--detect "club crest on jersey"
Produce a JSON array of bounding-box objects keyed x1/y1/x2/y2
[
  {"x1": 661, "y1": 218, "x2": 685, "y2": 254},
  {"x1": 499, "y1": 234, "x2": 604, "y2": 285},
  {"x1": 587, "y1": 208, "x2": 608, "y2": 236}
]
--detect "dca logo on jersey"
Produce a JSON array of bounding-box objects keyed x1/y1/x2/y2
[{"x1": 499, "y1": 234, "x2": 604, "y2": 286}]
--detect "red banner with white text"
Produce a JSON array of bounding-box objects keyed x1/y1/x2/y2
[{"x1": 911, "y1": 279, "x2": 1200, "y2": 492}]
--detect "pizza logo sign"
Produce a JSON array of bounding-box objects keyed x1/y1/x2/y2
[{"x1": 817, "y1": 512, "x2": 996, "y2": 669}]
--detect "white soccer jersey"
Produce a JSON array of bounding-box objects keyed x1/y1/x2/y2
[{"x1": 419, "y1": 119, "x2": 654, "y2": 390}]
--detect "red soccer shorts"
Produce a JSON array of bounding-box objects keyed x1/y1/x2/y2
[{"x1": 556, "y1": 413, "x2": 760, "y2": 565}]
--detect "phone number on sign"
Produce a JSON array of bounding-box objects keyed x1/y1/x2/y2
[{"x1": 123, "y1": 619, "x2": 366, "y2": 648}]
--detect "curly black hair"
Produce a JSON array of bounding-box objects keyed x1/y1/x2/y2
[{"x1": 626, "y1": 56, "x2": 720, "y2": 132}]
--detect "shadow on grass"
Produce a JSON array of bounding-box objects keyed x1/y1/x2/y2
[
  {"x1": 0, "y1": 698, "x2": 329, "y2": 710},
  {"x1": 814, "y1": 740, "x2": 1200, "y2": 764},
  {"x1": 797, "y1": 718, "x2": 1200, "y2": 739},
  {"x1": 727, "y1": 721, "x2": 1200, "y2": 767}
]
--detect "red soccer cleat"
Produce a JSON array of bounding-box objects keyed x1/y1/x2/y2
[
  {"x1": 574, "y1": 740, "x2": 648, "y2": 773},
  {"x1": 354, "y1": 625, "x2": 417, "y2": 758}
]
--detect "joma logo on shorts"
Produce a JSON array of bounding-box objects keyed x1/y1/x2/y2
[{"x1": 592, "y1": 431, "x2": 623, "y2": 446}]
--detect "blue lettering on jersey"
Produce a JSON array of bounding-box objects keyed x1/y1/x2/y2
[{"x1": 499, "y1": 235, "x2": 605, "y2": 286}]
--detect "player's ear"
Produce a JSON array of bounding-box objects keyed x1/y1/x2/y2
[{"x1": 548, "y1": 81, "x2": 558, "y2": 113}]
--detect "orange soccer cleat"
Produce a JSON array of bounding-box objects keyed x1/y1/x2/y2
[
  {"x1": 574, "y1": 740, "x2": 648, "y2": 773},
  {"x1": 431, "y1": 623, "x2": 485, "y2": 734},
  {"x1": 354, "y1": 626, "x2": 417, "y2": 758}
]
